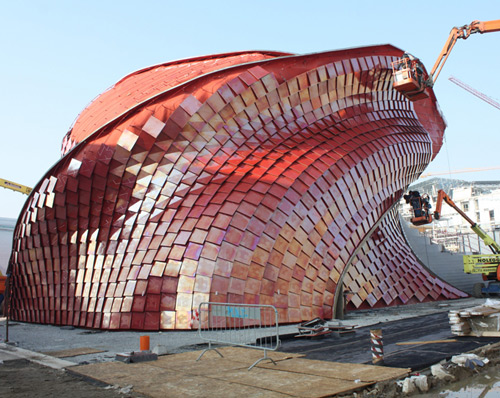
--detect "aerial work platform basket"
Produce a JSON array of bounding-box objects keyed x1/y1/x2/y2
[
  {"x1": 391, "y1": 57, "x2": 429, "y2": 101},
  {"x1": 403, "y1": 191, "x2": 433, "y2": 226}
]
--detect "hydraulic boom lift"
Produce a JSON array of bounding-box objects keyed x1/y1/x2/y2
[
  {"x1": 406, "y1": 189, "x2": 500, "y2": 296},
  {"x1": 392, "y1": 19, "x2": 500, "y2": 101}
]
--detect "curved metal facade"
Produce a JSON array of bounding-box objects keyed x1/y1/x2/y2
[{"x1": 9, "y1": 46, "x2": 465, "y2": 330}]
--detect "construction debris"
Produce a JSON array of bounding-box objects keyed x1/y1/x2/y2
[
  {"x1": 398, "y1": 374, "x2": 429, "y2": 394},
  {"x1": 430, "y1": 363, "x2": 455, "y2": 381},
  {"x1": 449, "y1": 299, "x2": 500, "y2": 336},
  {"x1": 115, "y1": 351, "x2": 158, "y2": 363},
  {"x1": 295, "y1": 318, "x2": 356, "y2": 338},
  {"x1": 152, "y1": 344, "x2": 168, "y2": 356},
  {"x1": 451, "y1": 353, "x2": 488, "y2": 369},
  {"x1": 296, "y1": 318, "x2": 332, "y2": 338}
]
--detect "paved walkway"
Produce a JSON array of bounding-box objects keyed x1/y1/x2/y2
[{"x1": 0, "y1": 342, "x2": 75, "y2": 369}]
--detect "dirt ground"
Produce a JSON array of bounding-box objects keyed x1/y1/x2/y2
[{"x1": 0, "y1": 359, "x2": 146, "y2": 398}]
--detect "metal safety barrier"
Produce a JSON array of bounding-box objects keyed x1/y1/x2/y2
[{"x1": 196, "y1": 302, "x2": 280, "y2": 370}]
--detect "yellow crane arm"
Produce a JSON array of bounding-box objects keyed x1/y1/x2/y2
[{"x1": 0, "y1": 178, "x2": 32, "y2": 195}]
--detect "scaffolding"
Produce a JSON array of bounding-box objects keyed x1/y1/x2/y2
[{"x1": 424, "y1": 227, "x2": 500, "y2": 255}]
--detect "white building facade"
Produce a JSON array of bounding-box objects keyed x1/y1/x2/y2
[
  {"x1": 0, "y1": 217, "x2": 15, "y2": 275},
  {"x1": 402, "y1": 180, "x2": 500, "y2": 255},
  {"x1": 435, "y1": 186, "x2": 500, "y2": 233}
]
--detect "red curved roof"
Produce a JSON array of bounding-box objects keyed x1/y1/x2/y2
[{"x1": 63, "y1": 51, "x2": 291, "y2": 153}]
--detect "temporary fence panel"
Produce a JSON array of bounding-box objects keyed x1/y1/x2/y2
[{"x1": 196, "y1": 302, "x2": 280, "y2": 370}]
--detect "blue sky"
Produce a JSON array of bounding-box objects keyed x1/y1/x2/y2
[{"x1": 1, "y1": 0, "x2": 499, "y2": 219}]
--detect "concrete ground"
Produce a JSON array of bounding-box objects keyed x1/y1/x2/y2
[
  {"x1": 0, "y1": 297, "x2": 492, "y2": 397},
  {"x1": 0, "y1": 298, "x2": 486, "y2": 365}
]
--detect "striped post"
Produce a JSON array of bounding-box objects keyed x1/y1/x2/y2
[{"x1": 370, "y1": 329, "x2": 384, "y2": 365}]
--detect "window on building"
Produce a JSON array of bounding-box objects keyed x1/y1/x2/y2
[
  {"x1": 490, "y1": 210, "x2": 495, "y2": 221},
  {"x1": 476, "y1": 212, "x2": 481, "y2": 222},
  {"x1": 462, "y1": 202, "x2": 469, "y2": 212}
]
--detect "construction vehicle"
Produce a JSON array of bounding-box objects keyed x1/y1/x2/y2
[
  {"x1": 0, "y1": 178, "x2": 32, "y2": 195},
  {"x1": 406, "y1": 189, "x2": 500, "y2": 297},
  {"x1": 392, "y1": 19, "x2": 500, "y2": 101}
]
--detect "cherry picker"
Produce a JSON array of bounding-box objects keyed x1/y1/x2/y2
[
  {"x1": 406, "y1": 189, "x2": 500, "y2": 297},
  {"x1": 392, "y1": 19, "x2": 500, "y2": 101}
]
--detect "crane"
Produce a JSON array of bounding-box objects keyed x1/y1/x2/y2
[
  {"x1": 448, "y1": 76, "x2": 500, "y2": 110},
  {"x1": 392, "y1": 19, "x2": 500, "y2": 101},
  {"x1": 0, "y1": 178, "x2": 32, "y2": 195},
  {"x1": 406, "y1": 189, "x2": 500, "y2": 297}
]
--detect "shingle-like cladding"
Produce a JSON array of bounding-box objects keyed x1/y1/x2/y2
[{"x1": 9, "y1": 46, "x2": 466, "y2": 330}]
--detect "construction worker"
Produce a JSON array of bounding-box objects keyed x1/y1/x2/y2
[
  {"x1": 421, "y1": 194, "x2": 432, "y2": 217},
  {"x1": 404, "y1": 191, "x2": 423, "y2": 217},
  {"x1": 400, "y1": 53, "x2": 425, "y2": 88}
]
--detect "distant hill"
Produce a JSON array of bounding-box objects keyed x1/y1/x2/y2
[{"x1": 409, "y1": 178, "x2": 500, "y2": 198}]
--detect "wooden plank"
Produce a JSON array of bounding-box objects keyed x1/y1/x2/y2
[
  {"x1": 72, "y1": 348, "x2": 409, "y2": 398},
  {"x1": 209, "y1": 366, "x2": 370, "y2": 398},
  {"x1": 133, "y1": 346, "x2": 303, "y2": 374},
  {"x1": 43, "y1": 347, "x2": 106, "y2": 358},
  {"x1": 469, "y1": 307, "x2": 500, "y2": 316},
  {"x1": 257, "y1": 358, "x2": 409, "y2": 383},
  {"x1": 396, "y1": 340, "x2": 457, "y2": 346},
  {"x1": 151, "y1": 356, "x2": 249, "y2": 375},
  {"x1": 73, "y1": 361, "x2": 289, "y2": 398},
  {"x1": 459, "y1": 306, "x2": 500, "y2": 317},
  {"x1": 471, "y1": 331, "x2": 500, "y2": 337},
  {"x1": 213, "y1": 346, "x2": 304, "y2": 362}
]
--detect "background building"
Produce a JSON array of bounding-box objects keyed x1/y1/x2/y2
[
  {"x1": 0, "y1": 217, "x2": 15, "y2": 275},
  {"x1": 404, "y1": 178, "x2": 500, "y2": 254}
]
